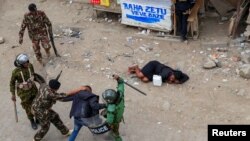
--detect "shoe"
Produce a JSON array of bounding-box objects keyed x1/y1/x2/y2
[
  {"x1": 180, "y1": 36, "x2": 187, "y2": 42},
  {"x1": 30, "y1": 119, "x2": 38, "y2": 130},
  {"x1": 63, "y1": 129, "x2": 73, "y2": 137},
  {"x1": 35, "y1": 118, "x2": 39, "y2": 124}
]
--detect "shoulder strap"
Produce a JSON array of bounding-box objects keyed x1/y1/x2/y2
[
  {"x1": 20, "y1": 71, "x2": 26, "y2": 82},
  {"x1": 28, "y1": 67, "x2": 32, "y2": 78}
]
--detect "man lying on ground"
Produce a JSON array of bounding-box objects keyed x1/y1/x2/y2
[{"x1": 128, "y1": 60, "x2": 189, "y2": 84}]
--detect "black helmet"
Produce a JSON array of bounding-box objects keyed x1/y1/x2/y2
[
  {"x1": 49, "y1": 79, "x2": 61, "y2": 90},
  {"x1": 28, "y1": 3, "x2": 37, "y2": 12},
  {"x1": 102, "y1": 89, "x2": 118, "y2": 104}
]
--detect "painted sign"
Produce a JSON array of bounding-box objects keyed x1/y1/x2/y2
[
  {"x1": 88, "y1": 122, "x2": 111, "y2": 134},
  {"x1": 120, "y1": 0, "x2": 172, "y2": 31}
]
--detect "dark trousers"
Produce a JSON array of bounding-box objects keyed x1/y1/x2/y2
[
  {"x1": 111, "y1": 123, "x2": 122, "y2": 141},
  {"x1": 34, "y1": 109, "x2": 69, "y2": 141},
  {"x1": 176, "y1": 11, "x2": 189, "y2": 40}
]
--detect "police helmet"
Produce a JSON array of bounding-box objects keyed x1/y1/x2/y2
[
  {"x1": 15, "y1": 53, "x2": 29, "y2": 67},
  {"x1": 102, "y1": 89, "x2": 118, "y2": 104}
]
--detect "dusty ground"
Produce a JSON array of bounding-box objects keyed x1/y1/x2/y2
[{"x1": 0, "y1": 0, "x2": 250, "y2": 141}]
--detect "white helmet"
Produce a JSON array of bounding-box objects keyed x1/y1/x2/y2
[{"x1": 15, "y1": 53, "x2": 29, "y2": 67}]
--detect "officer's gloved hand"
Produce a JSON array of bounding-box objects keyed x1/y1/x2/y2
[
  {"x1": 11, "y1": 95, "x2": 16, "y2": 101},
  {"x1": 112, "y1": 74, "x2": 120, "y2": 80},
  {"x1": 113, "y1": 74, "x2": 124, "y2": 84}
]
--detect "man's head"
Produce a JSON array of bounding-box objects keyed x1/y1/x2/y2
[
  {"x1": 84, "y1": 85, "x2": 92, "y2": 92},
  {"x1": 49, "y1": 79, "x2": 61, "y2": 91},
  {"x1": 168, "y1": 70, "x2": 183, "y2": 84},
  {"x1": 28, "y1": 3, "x2": 37, "y2": 12},
  {"x1": 173, "y1": 70, "x2": 183, "y2": 80},
  {"x1": 14, "y1": 53, "x2": 29, "y2": 68},
  {"x1": 102, "y1": 89, "x2": 118, "y2": 104}
]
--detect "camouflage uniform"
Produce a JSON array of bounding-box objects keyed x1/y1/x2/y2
[
  {"x1": 32, "y1": 83, "x2": 69, "y2": 141},
  {"x1": 10, "y1": 63, "x2": 38, "y2": 120},
  {"x1": 19, "y1": 10, "x2": 52, "y2": 61}
]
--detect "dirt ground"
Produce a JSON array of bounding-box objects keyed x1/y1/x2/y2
[{"x1": 0, "y1": 0, "x2": 250, "y2": 141}]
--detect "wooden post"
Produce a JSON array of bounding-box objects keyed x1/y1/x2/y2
[
  {"x1": 172, "y1": 0, "x2": 177, "y2": 36},
  {"x1": 231, "y1": 0, "x2": 249, "y2": 38},
  {"x1": 231, "y1": 0, "x2": 242, "y2": 38}
]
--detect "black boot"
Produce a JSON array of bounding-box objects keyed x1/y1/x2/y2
[
  {"x1": 35, "y1": 118, "x2": 39, "y2": 125},
  {"x1": 30, "y1": 119, "x2": 38, "y2": 130}
]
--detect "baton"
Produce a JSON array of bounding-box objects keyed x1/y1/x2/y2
[
  {"x1": 112, "y1": 75, "x2": 147, "y2": 96},
  {"x1": 13, "y1": 101, "x2": 18, "y2": 122},
  {"x1": 14, "y1": 80, "x2": 18, "y2": 122},
  {"x1": 124, "y1": 81, "x2": 147, "y2": 96},
  {"x1": 55, "y1": 70, "x2": 63, "y2": 80},
  {"x1": 49, "y1": 32, "x2": 60, "y2": 57}
]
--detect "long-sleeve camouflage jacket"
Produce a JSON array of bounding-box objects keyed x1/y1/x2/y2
[
  {"x1": 19, "y1": 10, "x2": 52, "y2": 41},
  {"x1": 32, "y1": 83, "x2": 67, "y2": 117},
  {"x1": 9, "y1": 63, "x2": 38, "y2": 102}
]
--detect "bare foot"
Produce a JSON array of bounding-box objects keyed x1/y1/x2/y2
[{"x1": 128, "y1": 65, "x2": 138, "y2": 74}]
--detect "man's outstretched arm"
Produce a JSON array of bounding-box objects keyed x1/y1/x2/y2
[{"x1": 19, "y1": 15, "x2": 27, "y2": 44}]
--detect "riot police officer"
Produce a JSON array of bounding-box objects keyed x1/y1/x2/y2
[
  {"x1": 102, "y1": 75, "x2": 125, "y2": 141},
  {"x1": 19, "y1": 3, "x2": 52, "y2": 64},
  {"x1": 10, "y1": 53, "x2": 38, "y2": 129}
]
